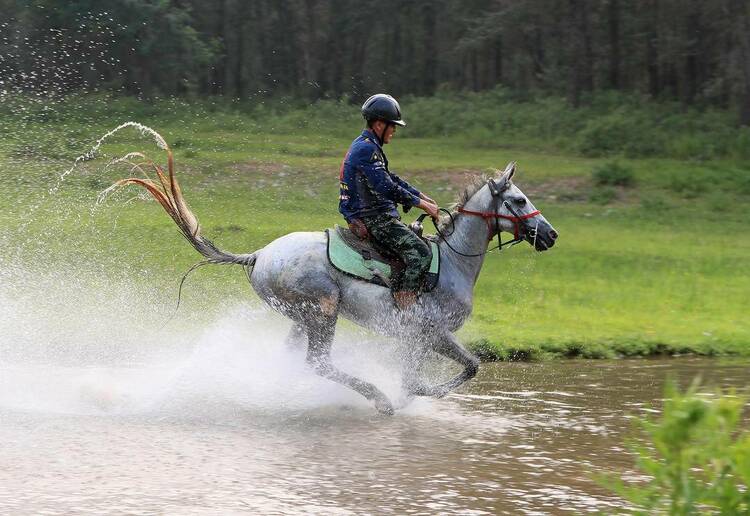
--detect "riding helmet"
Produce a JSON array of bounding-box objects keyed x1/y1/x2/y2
[{"x1": 361, "y1": 94, "x2": 406, "y2": 127}]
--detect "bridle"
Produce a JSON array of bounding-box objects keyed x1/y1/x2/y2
[{"x1": 431, "y1": 178, "x2": 541, "y2": 258}]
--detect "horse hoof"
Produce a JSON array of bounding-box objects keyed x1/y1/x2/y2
[
  {"x1": 432, "y1": 388, "x2": 450, "y2": 399},
  {"x1": 421, "y1": 385, "x2": 451, "y2": 399},
  {"x1": 404, "y1": 381, "x2": 432, "y2": 397},
  {"x1": 373, "y1": 396, "x2": 395, "y2": 415},
  {"x1": 408, "y1": 383, "x2": 450, "y2": 399}
]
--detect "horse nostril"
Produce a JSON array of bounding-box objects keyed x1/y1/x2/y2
[{"x1": 549, "y1": 230, "x2": 558, "y2": 240}]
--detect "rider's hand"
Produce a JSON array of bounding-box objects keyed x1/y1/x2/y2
[{"x1": 418, "y1": 199, "x2": 439, "y2": 220}]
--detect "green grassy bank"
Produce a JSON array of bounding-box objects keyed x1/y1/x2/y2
[{"x1": 1, "y1": 92, "x2": 749, "y2": 359}]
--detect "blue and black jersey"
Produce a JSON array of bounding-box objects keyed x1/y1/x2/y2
[{"x1": 338, "y1": 129, "x2": 421, "y2": 222}]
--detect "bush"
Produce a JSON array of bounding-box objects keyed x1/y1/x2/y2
[
  {"x1": 737, "y1": 172, "x2": 750, "y2": 196},
  {"x1": 592, "y1": 161, "x2": 635, "y2": 187},
  {"x1": 3, "y1": 90, "x2": 749, "y2": 162},
  {"x1": 575, "y1": 108, "x2": 667, "y2": 157},
  {"x1": 589, "y1": 185, "x2": 617, "y2": 204},
  {"x1": 601, "y1": 379, "x2": 750, "y2": 513},
  {"x1": 638, "y1": 192, "x2": 672, "y2": 215},
  {"x1": 666, "y1": 172, "x2": 702, "y2": 198},
  {"x1": 730, "y1": 128, "x2": 750, "y2": 161}
]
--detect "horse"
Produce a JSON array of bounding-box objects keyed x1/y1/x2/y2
[{"x1": 111, "y1": 148, "x2": 557, "y2": 415}]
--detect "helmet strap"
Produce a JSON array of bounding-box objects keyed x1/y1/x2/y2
[{"x1": 378, "y1": 122, "x2": 392, "y2": 145}]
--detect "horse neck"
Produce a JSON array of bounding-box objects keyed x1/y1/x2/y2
[{"x1": 438, "y1": 209, "x2": 491, "y2": 287}]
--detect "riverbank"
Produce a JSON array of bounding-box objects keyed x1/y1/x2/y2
[{"x1": 1, "y1": 94, "x2": 748, "y2": 360}]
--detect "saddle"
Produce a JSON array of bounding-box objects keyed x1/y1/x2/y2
[{"x1": 326, "y1": 223, "x2": 439, "y2": 290}]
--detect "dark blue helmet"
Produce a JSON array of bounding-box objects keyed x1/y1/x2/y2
[{"x1": 361, "y1": 94, "x2": 406, "y2": 127}]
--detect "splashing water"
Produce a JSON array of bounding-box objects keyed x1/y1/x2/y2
[
  {"x1": 94, "y1": 151, "x2": 152, "y2": 208},
  {"x1": 57, "y1": 121, "x2": 168, "y2": 191},
  {"x1": 0, "y1": 262, "x2": 417, "y2": 419},
  {"x1": 3, "y1": 120, "x2": 429, "y2": 418},
  {"x1": 0, "y1": 120, "x2": 468, "y2": 419},
  {"x1": 16, "y1": 122, "x2": 172, "y2": 235}
]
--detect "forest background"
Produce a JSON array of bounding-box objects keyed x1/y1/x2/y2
[{"x1": 4, "y1": 0, "x2": 750, "y2": 121}]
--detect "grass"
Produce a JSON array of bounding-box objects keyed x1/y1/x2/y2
[{"x1": 1, "y1": 93, "x2": 749, "y2": 360}]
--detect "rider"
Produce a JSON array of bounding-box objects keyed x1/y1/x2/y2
[{"x1": 338, "y1": 93, "x2": 440, "y2": 309}]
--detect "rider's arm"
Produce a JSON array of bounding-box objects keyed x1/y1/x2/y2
[
  {"x1": 392, "y1": 171, "x2": 437, "y2": 211},
  {"x1": 357, "y1": 149, "x2": 420, "y2": 208},
  {"x1": 389, "y1": 171, "x2": 421, "y2": 198}
]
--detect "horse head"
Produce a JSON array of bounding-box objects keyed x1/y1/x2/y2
[{"x1": 459, "y1": 162, "x2": 558, "y2": 252}]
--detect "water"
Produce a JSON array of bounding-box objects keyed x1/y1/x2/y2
[{"x1": 1, "y1": 274, "x2": 748, "y2": 515}]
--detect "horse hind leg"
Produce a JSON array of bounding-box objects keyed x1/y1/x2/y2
[
  {"x1": 304, "y1": 312, "x2": 395, "y2": 415},
  {"x1": 420, "y1": 332, "x2": 480, "y2": 398}
]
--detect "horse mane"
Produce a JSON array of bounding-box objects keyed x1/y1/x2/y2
[{"x1": 435, "y1": 172, "x2": 493, "y2": 232}]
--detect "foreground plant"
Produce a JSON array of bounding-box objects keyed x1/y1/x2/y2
[{"x1": 603, "y1": 379, "x2": 750, "y2": 514}]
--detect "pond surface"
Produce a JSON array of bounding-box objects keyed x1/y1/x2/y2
[{"x1": 2, "y1": 340, "x2": 748, "y2": 516}]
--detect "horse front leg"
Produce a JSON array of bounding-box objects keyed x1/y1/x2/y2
[
  {"x1": 399, "y1": 340, "x2": 431, "y2": 401},
  {"x1": 304, "y1": 314, "x2": 395, "y2": 415},
  {"x1": 284, "y1": 322, "x2": 307, "y2": 351},
  {"x1": 419, "y1": 332, "x2": 480, "y2": 398}
]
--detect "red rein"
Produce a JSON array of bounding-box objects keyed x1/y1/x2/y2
[{"x1": 457, "y1": 207, "x2": 541, "y2": 239}]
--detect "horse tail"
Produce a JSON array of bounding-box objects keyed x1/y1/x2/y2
[{"x1": 112, "y1": 148, "x2": 257, "y2": 267}]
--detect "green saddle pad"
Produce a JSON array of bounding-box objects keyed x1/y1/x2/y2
[{"x1": 326, "y1": 226, "x2": 439, "y2": 290}]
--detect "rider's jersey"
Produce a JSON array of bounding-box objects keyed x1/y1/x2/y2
[{"x1": 338, "y1": 129, "x2": 421, "y2": 222}]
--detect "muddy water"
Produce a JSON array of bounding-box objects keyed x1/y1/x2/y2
[{"x1": 1, "y1": 347, "x2": 747, "y2": 515}]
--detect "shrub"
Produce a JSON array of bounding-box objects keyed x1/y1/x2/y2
[
  {"x1": 592, "y1": 161, "x2": 635, "y2": 187},
  {"x1": 737, "y1": 172, "x2": 750, "y2": 195},
  {"x1": 589, "y1": 185, "x2": 617, "y2": 204},
  {"x1": 730, "y1": 128, "x2": 750, "y2": 161},
  {"x1": 665, "y1": 171, "x2": 703, "y2": 198},
  {"x1": 638, "y1": 192, "x2": 672, "y2": 215},
  {"x1": 574, "y1": 108, "x2": 667, "y2": 157},
  {"x1": 601, "y1": 379, "x2": 750, "y2": 514},
  {"x1": 668, "y1": 134, "x2": 719, "y2": 161},
  {"x1": 4, "y1": 91, "x2": 750, "y2": 162}
]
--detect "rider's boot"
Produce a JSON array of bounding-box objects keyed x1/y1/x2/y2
[{"x1": 393, "y1": 290, "x2": 418, "y2": 310}]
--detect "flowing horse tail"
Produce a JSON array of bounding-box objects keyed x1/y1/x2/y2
[{"x1": 112, "y1": 147, "x2": 256, "y2": 268}]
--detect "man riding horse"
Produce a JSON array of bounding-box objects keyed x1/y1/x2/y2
[
  {"x1": 338, "y1": 94, "x2": 440, "y2": 310},
  {"x1": 106, "y1": 115, "x2": 558, "y2": 414}
]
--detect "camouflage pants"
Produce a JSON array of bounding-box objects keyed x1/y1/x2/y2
[{"x1": 361, "y1": 214, "x2": 431, "y2": 292}]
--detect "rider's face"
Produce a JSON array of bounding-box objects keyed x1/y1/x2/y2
[
  {"x1": 382, "y1": 123, "x2": 396, "y2": 144},
  {"x1": 371, "y1": 120, "x2": 396, "y2": 144}
]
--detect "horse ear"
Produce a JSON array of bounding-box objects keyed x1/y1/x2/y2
[
  {"x1": 503, "y1": 161, "x2": 517, "y2": 181},
  {"x1": 495, "y1": 161, "x2": 516, "y2": 189}
]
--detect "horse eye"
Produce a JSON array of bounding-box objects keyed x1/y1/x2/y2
[{"x1": 515, "y1": 197, "x2": 527, "y2": 206}]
